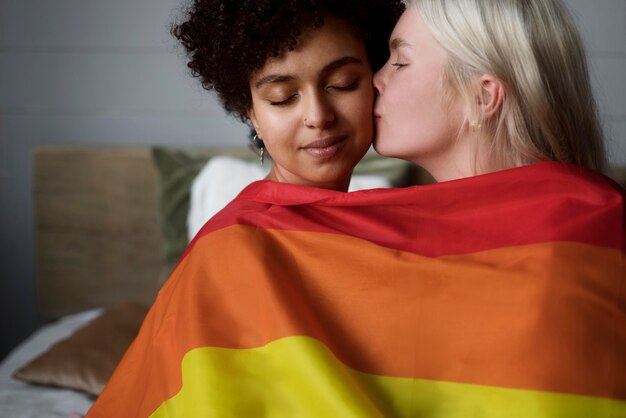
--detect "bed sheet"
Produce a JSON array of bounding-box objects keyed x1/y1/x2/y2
[{"x1": 0, "y1": 309, "x2": 102, "y2": 417}]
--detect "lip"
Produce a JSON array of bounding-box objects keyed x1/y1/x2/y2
[{"x1": 302, "y1": 135, "x2": 347, "y2": 159}]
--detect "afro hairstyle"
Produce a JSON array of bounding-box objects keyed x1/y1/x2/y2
[{"x1": 172, "y1": 0, "x2": 404, "y2": 122}]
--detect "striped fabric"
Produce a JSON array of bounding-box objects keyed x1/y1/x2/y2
[{"x1": 87, "y1": 162, "x2": 625, "y2": 417}]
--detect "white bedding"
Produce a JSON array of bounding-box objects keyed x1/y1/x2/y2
[{"x1": 0, "y1": 309, "x2": 102, "y2": 417}]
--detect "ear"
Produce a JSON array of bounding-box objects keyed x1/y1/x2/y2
[
  {"x1": 477, "y1": 75, "x2": 504, "y2": 118},
  {"x1": 247, "y1": 107, "x2": 260, "y2": 134}
]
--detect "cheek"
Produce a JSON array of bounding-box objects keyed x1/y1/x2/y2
[
  {"x1": 341, "y1": 87, "x2": 375, "y2": 132},
  {"x1": 383, "y1": 80, "x2": 423, "y2": 136},
  {"x1": 375, "y1": 75, "x2": 438, "y2": 155},
  {"x1": 389, "y1": 69, "x2": 448, "y2": 128},
  {"x1": 251, "y1": 106, "x2": 296, "y2": 146},
  {"x1": 354, "y1": 99, "x2": 374, "y2": 129},
  {"x1": 393, "y1": 74, "x2": 427, "y2": 107}
]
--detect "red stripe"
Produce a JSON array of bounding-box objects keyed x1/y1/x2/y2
[{"x1": 186, "y1": 162, "x2": 624, "y2": 259}]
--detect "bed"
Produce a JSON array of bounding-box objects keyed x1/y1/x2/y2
[{"x1": 0, "y1": 146, "x2": 424, "y2": 417}]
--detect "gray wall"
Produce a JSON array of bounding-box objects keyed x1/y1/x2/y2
[
  {"x1": 0, "y1": 0, "x2": 248, "y2": 358},
  {"x1": 0, "y1": 0, "x2": 625, "y2": 359}
]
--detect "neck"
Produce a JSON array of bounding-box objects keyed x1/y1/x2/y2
[
  {"x1": 265, "y1": 166, "x2": 351, "y2": 192},
  {"x1": 417, "y1": 134, "x2": 505, "y2": 182}
]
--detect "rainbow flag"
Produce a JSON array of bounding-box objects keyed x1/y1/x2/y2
[{"x1": 87, "y1": 162, "x2": 625, "y2": 417}]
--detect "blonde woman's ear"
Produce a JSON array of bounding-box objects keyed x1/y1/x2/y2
[{"x1": 477, "y1": 75, "x2": 504, "y2": 118}]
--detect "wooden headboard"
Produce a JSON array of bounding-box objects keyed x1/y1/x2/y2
[
  {"x1": 34, "y1": 147, "x2": 164, "y2": 319},
  {"x1": 32, "y1": 146, "x2": 280, "y2": 319}
]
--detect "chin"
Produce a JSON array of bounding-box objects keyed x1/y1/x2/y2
[{"x1": 372, "y1": 138, "x2": 393, "y2": 157}]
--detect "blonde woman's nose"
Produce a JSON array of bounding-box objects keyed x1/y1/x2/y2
[{"x1": 373, "y1": 68, "x2": 386, "y2": 95}]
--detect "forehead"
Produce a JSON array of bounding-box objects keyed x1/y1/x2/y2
[
  {"x1": 388, "y1": 7, "x2": 453, "y2": 72},
  {"x1": 390, "y1": 8, "x2": 432, "y2": 49},
  {"x1": 252, "y1": 17, "x2": 367, "y2": 78}
]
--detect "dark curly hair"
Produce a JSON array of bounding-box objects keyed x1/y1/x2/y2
[{"x1": 172, "y1": 0, "x2": 404, "y2": 122}]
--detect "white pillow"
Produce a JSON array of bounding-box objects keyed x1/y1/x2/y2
[{"x1": 187, "y1": 156, "x2": 390, "y2": 241}]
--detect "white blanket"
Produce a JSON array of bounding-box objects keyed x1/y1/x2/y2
[{"x1": 0, "y1": 310, "x2": 101, "y2": 417}]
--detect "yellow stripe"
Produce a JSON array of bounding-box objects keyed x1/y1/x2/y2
[{"x1": 150, "y1": 336, "x2": 626, "y2": 418}]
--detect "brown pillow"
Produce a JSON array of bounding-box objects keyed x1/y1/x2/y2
[{"x1": 13, "y1": 301, "x2": 149, "y2": 395}]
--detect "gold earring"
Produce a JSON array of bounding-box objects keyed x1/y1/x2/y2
[
  {"x1": 259, "y1": 146, "x2": 265, "y2": 167},
  {"x1": 250, "y1": 134, "x2": 265, "y2": 166}
]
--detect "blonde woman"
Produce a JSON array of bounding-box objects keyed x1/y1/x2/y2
[
  {"x1": 374, "y1": 0, "x2": 605, "y2": 181},
  {"x1": 370, "y1": 0, "x2": 625, "y2": 416}
]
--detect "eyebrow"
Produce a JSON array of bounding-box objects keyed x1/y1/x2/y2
[
  {"x1": 389, "y1": 37, "x2": 410, "y2": 51},
  {"x1": 254, "y1": 56, "x2": 364, "y2": 89}
]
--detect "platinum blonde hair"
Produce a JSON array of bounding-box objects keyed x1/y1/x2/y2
[{"x1": 407, "y1": 0, "x2": 605, "y2": 171}]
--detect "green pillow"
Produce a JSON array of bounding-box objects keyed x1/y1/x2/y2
[
  {"x1": 152, "y1": 147, "x2": 259, "y2": 281},
  {"x1": 152, "y1": 148, "x2": 212, "y2": 280}
]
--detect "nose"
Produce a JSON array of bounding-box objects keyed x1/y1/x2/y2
[
  {"x1": 373, "y1": 65, "x2": 387, "y2": 95},
  {"x1": 303, "y1": 92, "x2": 335, "y2": 129}
]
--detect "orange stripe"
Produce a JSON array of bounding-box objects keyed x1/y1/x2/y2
[{"x1": 89, "y1": 226, "x2": 625, "y2": 417}]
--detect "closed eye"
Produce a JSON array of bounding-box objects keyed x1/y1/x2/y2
[
  {"x1": 327, "y1": 80, "x2": 359, "y2": 91},
  {"x1": 268, "y1": 95, "x2": 298, "y2": 106}
]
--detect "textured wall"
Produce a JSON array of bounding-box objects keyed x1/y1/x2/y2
[
  {"x1": 567, "y1": 0, "x2": 626, "y2": 164},
  {"x1": 0, "y1": 0, "x2": 248, "y2": 359},
  {"x1": 0, "y1": 0, "x2": 624, "y2": 359}
]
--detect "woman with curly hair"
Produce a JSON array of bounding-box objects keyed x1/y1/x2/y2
[
  {"x1": 86, "y1": 1, "x2": 404, "y2": 417},
  {"x1": 172, "y1": 0, "x2": 403, "y2": 191}
]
